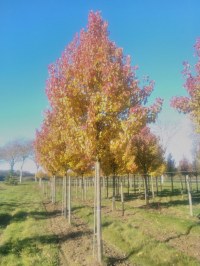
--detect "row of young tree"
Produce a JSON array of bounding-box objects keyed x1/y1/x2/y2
[{"x1": 33, "y1": 11, "x2": 199, "y2": 264}]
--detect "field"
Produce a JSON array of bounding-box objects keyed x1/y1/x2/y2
[{"x1": 0, "y1": 177, "x2": 200, "y2": 266}]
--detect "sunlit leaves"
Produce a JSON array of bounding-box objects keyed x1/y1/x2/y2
[{"x1": 171, "y1": 38, "x2": 200, "y2": 132}]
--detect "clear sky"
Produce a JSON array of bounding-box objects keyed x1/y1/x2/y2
[{"x1": 0, "y1": 0, "x2": 200, "y2": 170}]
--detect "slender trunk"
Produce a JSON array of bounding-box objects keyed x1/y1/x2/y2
[
  {"x1": 84, "y1": 178, "x2": 87, "y2": 200},
  {"x1": 156, "y1": 176, "x2": 158, "y2": 195},
  {"x1": 106, "y1": 176, "x2": 109, "y2": 199},
  {"x1": 64, "y1": 176, "x2": 67, "y2": 219},
  {"x1": 121, "y1": 181, "x2": 124, "y2": 216},
  {"x1": 93, "y1": 168, "x2": 97, "y2": 257},
  {"x1": 184, "y1": 175, "x2": 187, "y2": 192},
  {"x1": 186, "y1": 175, "x2": 193, "y2": 216},
  {"x1": 68, "y1": 176, "x2": 71, "y2": 224},
  {"x1": 51, "y1": 176, "x2": 56, "y2": 204},
  {"x1": 127, "y1": 173, "x2": 130, "y2": 196},
  {"x1": 61, "y1": 177, "x2": 65, "y2": 215},
  {"x1": 134, "y1": 175, "x2": 136, "y2": 194},
  {"x1": 160, "y1": 175, "x2": 162, "y2": 192},
  {"x1": 171, "y1": 174, "x2": 174, "y2": 194},
  {"x1": 195, "y1": 173, "x2": 199, "y2": 192},
  {"x1": 19, "y1": 163, "x2": 23, "y2": 183},
  {"x1": 151, "y1": 175, "x2": 155, "y2": 199},
  {"x1": 112, "y1": 175, "x2": 116, "y2": 211},
  {"x1": 180, "y1": 175, "x2": 184, "y2": 191},
  {"x1": 76, "y1": 178, "x2": 78, "y2": 199},
  {"x1": 144, "y1": 175, "x2": 149, "y2": 206},
  {"x1": 39, "y1": 178, "x2": 42, "y2": 188},
  {"x1": 81, "y1": 175, "x2": 84, "y2": 201},
  {"x1": 96, "y1": 161, "x2": 102, "y2": 263}
]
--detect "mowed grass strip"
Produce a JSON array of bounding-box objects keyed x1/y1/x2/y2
[
  {"x1": 0, "y1": 182, "x2": 59, "y2": 266},
  {"x1": 72, "y1": 190, "x2": 200, "y2": 266}
]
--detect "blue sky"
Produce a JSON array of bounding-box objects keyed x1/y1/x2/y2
[{"x1": 0, "y1": 0, "x2": 200, "y2": 167}]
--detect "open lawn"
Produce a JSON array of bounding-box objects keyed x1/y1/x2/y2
[{"x1": 0, "y1": 182, "x2": 59, "y2": 266}]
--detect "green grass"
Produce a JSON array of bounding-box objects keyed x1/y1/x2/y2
[
  {"x1": 68, "y1": 179, "x2": 200, "y2": 266},
  {"x1": 1, "y1": 178, "x2": 199, "y2": 265},
  {"x1": 0, "y1": 182, "x2": 59, "y2": 266}
]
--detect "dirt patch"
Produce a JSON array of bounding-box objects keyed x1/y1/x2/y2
[{"x1": 43, "y1": 201, "x2": 135, "y2": 266}]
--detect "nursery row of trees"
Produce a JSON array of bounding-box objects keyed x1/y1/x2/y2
[{"x1": 34, "y1": 12, "x2": 200, "y2": 264}]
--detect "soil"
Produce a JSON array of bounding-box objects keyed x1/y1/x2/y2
[{"x1": 43, "y1": 201, "x2": 135, "y2": 266}]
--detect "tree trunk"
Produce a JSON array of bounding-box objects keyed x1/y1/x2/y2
[
  {"x1": 195, "y1": 173, "x2": 199, "y2": 192},
  {"x1": 112, "y1": 175, "x2": 116, "y2": 211},
  {"x1": 171, "y1": 174, "x2": 174, "y2": 194},
  {"x1": 81, "y1": 175, "x2": 84, "y2": 201},
  {"x1": 76, "y1": 178, "x2": 78, "y2": 199},
  {"x1": 64, "y1": 176, "x2": 67, "y2": 219},
  {"x1": 96, "y1": 161, "x2": 103, "y2": 263},
  {"x1": 106, "y1": 176, "x2": 109, "y2": 199},
  {"x1": 127, "y1": 173, "x2": 130, "y2": 196},
  {"x1": 186, "y1": 175, "x2": 193, "y2": 216},
  {"x1": 144, "y1": 175, "x2": 149, "y2": 206},
  {"x1": 151, "y1": 175, "x2": 155, "y2": 199},
  {"x1": 121, "y1": 181, "x2": 124, "y2": 216},
  {"x1": 155, "y1": 176, "x2": 158, "y2": 195},
  {"x1": 52, "y1": 176, "x2": 56, "y2": 204},
  {"x1": 93, "y1": 166, "x2": 97, "y2": 257},
  {"x1": 68, "y1": 175, "x2": 71, "y2": 224}
]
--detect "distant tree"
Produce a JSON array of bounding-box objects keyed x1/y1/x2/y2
[
  {"x1": 127, "y1": 126, "x2": 165, "y2": 205},
  {"x1": 0, "y1": 140, "x2": 21, "y2": 175},
  {"x1": 17, "y1": 140, "x2": 33, "y2": 183},
  {"x1": 166, "y1": 153, "x2": 177, "y2": 173},
  {"x1": 0, "y1": 139, "x2": 33, "y2": 181},
  {"x1": 178, "y1": 157, "x2": 192, "y2": 174}
]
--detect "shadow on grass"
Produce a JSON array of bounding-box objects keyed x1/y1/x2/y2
[
  {"x1": 106, "y1": 247, "x2": 141, "y2": 266},
  {"x1": 0, "y1": 209, "x2": 60, "y2": 229},
  {"x1": 0, "y1": 230, "x2": 91, "y2": 256},
  {"x1": 0, "y1": 213, "x2": 12, "y2": 227},
  {"x1": 72, "y1": 206, "x2": 85, "y2": 212},
  {"x1": 0, "y1": 234, "x2": 58, "y2": 256}
]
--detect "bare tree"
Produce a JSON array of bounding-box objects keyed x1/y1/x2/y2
[
  {"x1": 0, "y1": 140, "x2": 21, "y2": 175},
  {"x1": 151, "y1": 120, "x2": 178, "y2": 155},
  {"x1": 17, "y1": 140, "x2": 33, "y2": 183},
  {"x1": 29, "y1": 153, "x2": 40, "y2": 182},
  {"x1": 0, "y1": 139, "x2": 33, "y2": 182}
]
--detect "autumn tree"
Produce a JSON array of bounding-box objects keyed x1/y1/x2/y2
[
  {"x1": 171, "y1": 38, "x2": 200, "y2": 133},
  {"x1": 40, "y1": 11, "x2": 162, "y2": 263},
  {"x1": 178, "y1": 157, "x2": 192, "y2": 174},
  {"x1": 126, "y1": 126, "x2": 165, "y2": 205}
]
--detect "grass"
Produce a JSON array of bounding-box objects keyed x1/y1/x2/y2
[
  {"x1": 1, "y1": 178, "x2": 199, "y2": 265},
  {"x1": 68, "y1": 178, "x2": 200, "y2": 266},
  {"x1": 0, "y1": 182, "x2": 59, "y2": 266}
]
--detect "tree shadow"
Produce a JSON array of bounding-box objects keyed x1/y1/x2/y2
[
  {"x1": 106, "y1": 247, "x2": 141, "y2": 265},
  {"x1": 0, "y1": 234, "x2": 58, "y2": 256},
  {"x1": 0, "y1": 213, "x2": 12, "y2": 227},
  {"x1": 0, "y1": 230, "x2": 92, "y2": 256}
]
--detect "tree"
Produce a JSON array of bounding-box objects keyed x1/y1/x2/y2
[
  {"x1": 17, "y1": 140, "x2": 33, "y2": 183},
  {"x1": 171, "y1": 38, "x2": 200, "y2": 132},
  {"x1": 166, "y1": 153, "x2": 176, "y2": 173},
  {"x1": 126, "y1": 126, "x2": 165, "y2": 205},
  {"x1": 0, "y1": 140, "x2": 21, "y2": 175},
  {"x1": 178, "y1": 157, "x2": 192, "y2": 174},
  {"x1": 39, "y1": 11, "x2": 163, "y2": 263}
]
